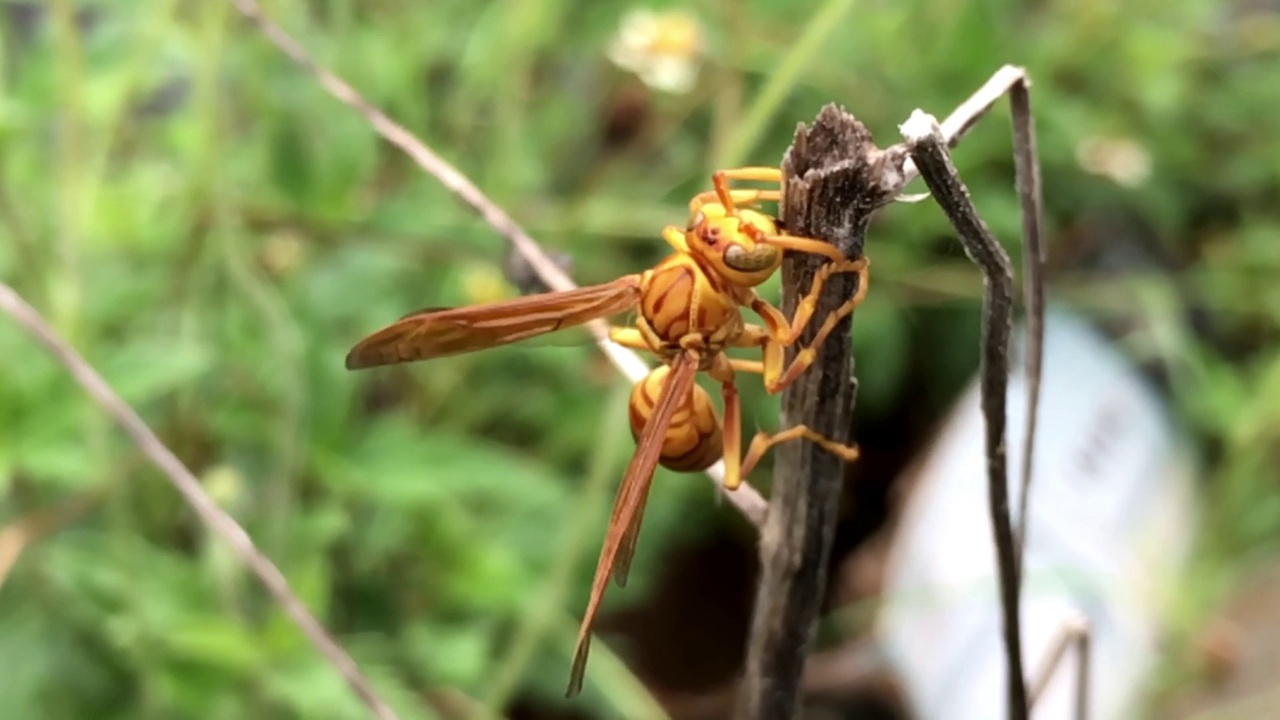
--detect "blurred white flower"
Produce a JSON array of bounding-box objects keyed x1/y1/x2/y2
[
  {"x1": 607, "y1": 8, "x2": 705, "y2": 94},
  {"x1": 201, "y1": 464, "x2": 244, "y2": 509},
  {"x1": 261, "y1": 229, "x2": 307, "y2": 277},
  {"x1": 1075, "y1": 135, "x2": 1152, "y2": 188}
]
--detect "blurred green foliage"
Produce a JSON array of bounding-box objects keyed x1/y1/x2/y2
[{"x1": 2, "y1": 0, "x2": 1280, "y2": 717}]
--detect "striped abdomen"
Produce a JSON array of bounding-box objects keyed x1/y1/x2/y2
[
  {"x1": 639, "y1": 255, "x2": 740, "y2": 352},
  {"x1": 628, "y1": 366, "x2": 722, "y2": 472}
]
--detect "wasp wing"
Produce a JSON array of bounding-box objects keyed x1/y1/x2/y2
[
  {"x1": 345, "y1": 275, "x2": 642, "y2": 369},
  {"x1": 565, "y1": 350, "x2": 699, "y2": 697}
]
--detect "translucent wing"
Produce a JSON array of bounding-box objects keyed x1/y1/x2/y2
[
  {"x1": 345, "y1": 275, "x2": 643, "y2": 369},
  {"x1": 565, "y1": 350, "x2": 700, "y2": 697},
  {"x1": 384, "y1": 305, "x2": 615, "y2": 351}
]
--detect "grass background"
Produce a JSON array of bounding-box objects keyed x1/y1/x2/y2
[{"x1": 2, "y1": 0, "x2": 1279, "y2": 718}]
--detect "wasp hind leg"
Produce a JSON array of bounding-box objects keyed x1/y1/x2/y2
[
  {"x1": 711, "y1": 354, "x2": 859, "y2": 487},
  {"x1": 740, "y1": 425, "x2": 860, "y2": 477}
]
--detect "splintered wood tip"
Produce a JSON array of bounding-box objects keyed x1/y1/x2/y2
[
  {"x1": 784, "y1": 104, "x2": 874, "y2": 179},
  {"x1": 898, "y1": 109, "x2": 942, "y2": 143}
]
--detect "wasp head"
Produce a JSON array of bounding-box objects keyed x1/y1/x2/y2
[{"x1": 686, "y1": 203, "x2": 782, "y2": 287}]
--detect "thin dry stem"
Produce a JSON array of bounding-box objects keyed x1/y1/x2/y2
[
  {"x1": 900, "y1": 67, "x2": 1049, "y2": 717},
  {"x1": 1029, "y1": 615, "x2": 1091, "y2": 720},
  {"x1": 224, "y1": 0, "x2": 767, "y2": 526},
  {"x1": 905, "y1": 70, "x2": 1048, "y2": 561},
  {"x1": 1008, "y1": 77, "x2": 1046, "y2": 570},
  {"x1": 915, "y1": 65, "x2": 1049, "y2": 575},
  {"x1": 901, "y1": 65, "x2": 1032, "y2": 183},
  {"x1": 0, "y1": 282, "x2": 400, "y2": 720},
  {"x1": 901, "y1": 110, "x2": 1027, "y2": 720}
]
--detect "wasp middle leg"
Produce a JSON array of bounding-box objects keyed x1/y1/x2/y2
[{"x1": 736, "y1": 257, "x2": 871, "y2": 394}]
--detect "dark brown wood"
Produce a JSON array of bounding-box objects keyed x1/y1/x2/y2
[{"x1": 735, "y1": 105, "x2": 906, "y2": 720}]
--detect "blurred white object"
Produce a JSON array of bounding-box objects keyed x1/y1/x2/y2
[
  {"x1": 606, "y1": 8, "x2": 705, "y2": 94},
  {"x1": 876, "y1": 309, "x2": 1198, "y2": 719},
  {"x1": 1075, "y1": 136, "x2": 1153, "y2": 188}
]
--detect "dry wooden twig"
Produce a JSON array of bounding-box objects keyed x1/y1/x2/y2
[
  {"x1": 223, "y1": 0, "x2": 768, "y2": 526},
  {"x1": 0, "y1": 282, "x2": 400, "y2": 720},
  {"x1": 736, "y1": 106, "x2": 907, "y2": 720}
]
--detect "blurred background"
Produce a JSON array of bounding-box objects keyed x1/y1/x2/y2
[{"x1": 2, "y1": 0, "x2": 1279, "y2": 718}]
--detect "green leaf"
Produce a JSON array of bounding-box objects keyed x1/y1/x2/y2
[
  {"x1": 261, "y1": 551, "x2": 334, "y2": 657},
  {"x1": 161, "y1": 616, "x2": 265, "y2": 674},
  {"x1": 405, "y1": 620, "x2": 491, "y2": 689},
  {"x1": 98, "y1": 336, "x2": 212, "y2": 406},
  {"x1": 9, "y1": 402, "x2": 97, "y2": 489}
]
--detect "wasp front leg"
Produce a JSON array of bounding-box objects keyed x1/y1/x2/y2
[
  {"x1": 688, "y1": 167, "x2": 784, "y2": 216},
  {"x1": 687, "y1": 188, "x2": 781, "y2": 217},
  {"x1": 608, "y1": 326, "x2": 651, "y2": 351},
  {"x1": 755, "y1": 256, "x2": 870, "y2": 346},
  {"x1": 738, "y1": 257, "x2": 870, "y2": 394}
]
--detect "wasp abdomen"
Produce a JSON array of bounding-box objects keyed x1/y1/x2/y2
[{"x1": 628, "y1": 367, "x2": 723, "y2": 472}]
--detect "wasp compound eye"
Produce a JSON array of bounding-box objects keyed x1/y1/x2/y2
[{"x1": 724, "y1": 243, "x2": 779, "y2": 272}]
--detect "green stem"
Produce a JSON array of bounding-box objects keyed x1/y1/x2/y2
[
  {"x1": 552, "y1": 615, "x2": 670, "y2": 720},
  {"x1": 475, "y1": 380, "x2": 631, "y2": 717},
  {"x1": 712, "y1": 0, "x2": 859, "y2": 169},
  {"x1": 47, "y1": 0, "x2": 85, "y2": 339},
  {"x1": 200, "y1": 1, "x2": 307, "y2": 562}
]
